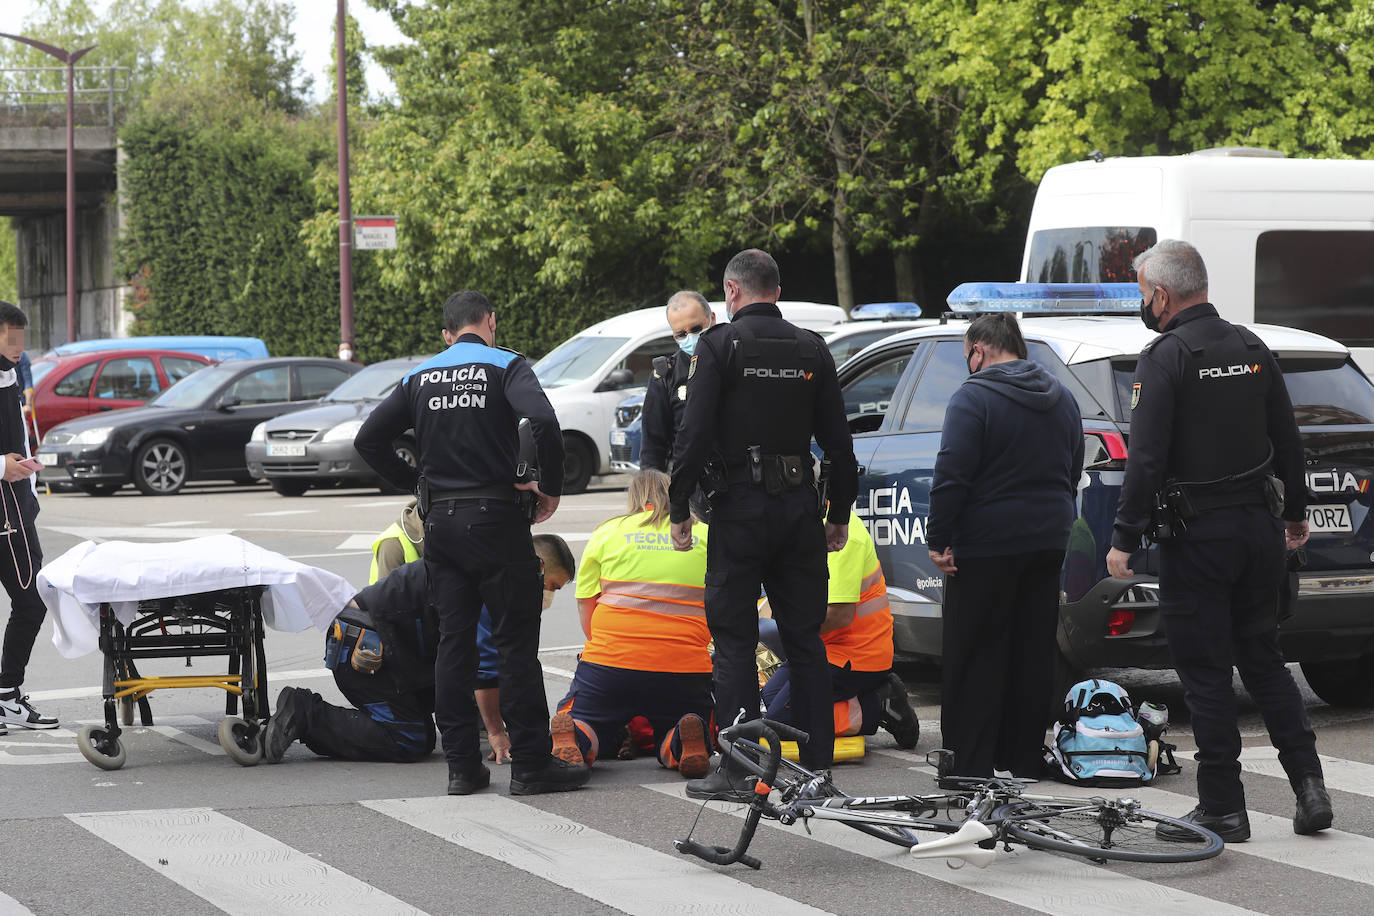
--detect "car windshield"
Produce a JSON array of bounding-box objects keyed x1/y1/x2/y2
[
  {"x1": 534, "y1": 336, "x2": 629, "y2": 388},
  {"x1": 323, "y1": 362, "x2": 415, "y2": 401},
  {"x1": 147, "y1": 363, "x2": 238, "y2": 408},
  {"x1": 30, "y1": 359, "x2": 56, "y2": 386}
]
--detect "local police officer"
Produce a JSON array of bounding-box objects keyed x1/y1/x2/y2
[
  {"x1": 641, "y1": 290, "x2": 715, "y2": 472},
  {"x1": 356, "y1": 290, "x2": 589, "y2": 797},
  {"x1": 669, "y1": 248, "x2": 857, "y2": 797},
  {"x1": 1106, "y1": 240, "x2": 1330, "y2": 842}
]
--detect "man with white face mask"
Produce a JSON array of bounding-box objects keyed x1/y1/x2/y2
[{"x1": 640, "y1": 290, "x2": 714, "y2": 473}]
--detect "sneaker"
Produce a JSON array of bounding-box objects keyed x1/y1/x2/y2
[
  {"x1": 448, "y1": 764, "x2": 492, "y2": 796},
  {"x1": 0, "y1": 687, "x2": 59, "y2": 729},
  {"x1": 675, "y1": 713, "x2": 711, "y2": 780},
  {"x1": 1294, "y1": 774, "x2": 1334, "y2": 835},
  {"x1": 1157, "y1": 804, "x2": 1250, "y2": 843},
  {"x1": 263, "y1": 686, "x2": 308, "y2": 764},
  {"x1": 0, "y1": 721, "x2": 7, "y2": 737},
  {"x1": 550, "y1": 712, "x2": 586, "y2": 767},
  {"x1": 510, "y1": 755, "x2": 591, "y2": 796},
  {"x1": 685, "y1": 757, "x2": 755, "y2": 803},
  {"x1": 877, "y1": 673, "x2": 919, "y2": 749}
]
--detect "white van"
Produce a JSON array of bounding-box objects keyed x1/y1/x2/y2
[
  {"x1": 1020, "y1": 148, "x2": 1374, "y2": 369},
  {"x1": 533, "y1": 301, "x2": 846, "y2": 492}
]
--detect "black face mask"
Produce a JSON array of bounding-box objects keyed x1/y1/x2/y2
[
  {"x1": 1140, "y1": 289, "x2": 1162, "y2": 332},
  {"x1": 966, "y1": 348, "x2": 977, "y2": 375}
]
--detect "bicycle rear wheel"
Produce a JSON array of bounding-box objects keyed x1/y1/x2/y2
[{"x1": 992, "y1": 800, "x2": 1224, "y2": 863}]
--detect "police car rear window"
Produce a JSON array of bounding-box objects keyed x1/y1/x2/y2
[{"x1": 1104, "y1": 356, "x2": 1374, "y2": 426}]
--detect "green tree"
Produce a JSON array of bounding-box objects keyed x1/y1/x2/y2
[{"x1": 0, "y1": 220, "x2": 17, "y2": 303}]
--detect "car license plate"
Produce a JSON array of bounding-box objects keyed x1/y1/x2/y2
[
  {"x1": 36, "y1": 452, "x2": 60, "y2": 468},
  {"x1": 1306, "y1": 504, "x2": 1353, "y2": 533},
  {"x1": 610, "y1": 429, "x2": 627, "y2": 445},
  {"x1": 267, "y1": 443, "x2": 307, "y2": 457}
]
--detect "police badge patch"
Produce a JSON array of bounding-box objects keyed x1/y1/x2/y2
[
  {"x1": 688, "y1": 355, "x2": 697, "y2": 379},
  {"x1": 1131, "y1": 381, "x2": 1141, "y2": 410},
  {"x1": 677, "y1": 385, "x2": 687, "y2": 401}
]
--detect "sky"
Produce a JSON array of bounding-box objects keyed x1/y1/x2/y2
[{"x1": 1, "y1": 0, "x2": 408, "y2": 102}]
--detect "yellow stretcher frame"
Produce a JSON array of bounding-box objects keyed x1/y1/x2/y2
[{"x1": 112, "y1": 675, "x2": 244, "y2": 701}]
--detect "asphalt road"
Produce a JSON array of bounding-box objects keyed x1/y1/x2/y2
[{"x1": 2, "y1": 480, "x2": 1372, "y2": 915}]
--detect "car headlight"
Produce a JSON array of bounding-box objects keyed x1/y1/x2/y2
[
  {"x1": 70, "y1": 427, "x2": 114, "y2": 446},
  {"x1": 321, "y1": 418, "x2": 365, "y2": 443},
  {"x1": 250, "y1": 422, "x2": 268, "y2": 442}
]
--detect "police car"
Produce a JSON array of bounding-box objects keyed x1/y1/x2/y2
[{"x1": 839, "y1": 282, "x2": 1374, "y2": 707}]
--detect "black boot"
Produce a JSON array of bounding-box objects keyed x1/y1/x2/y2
[
  {"x1": 263, "y1": 686, "x2": 310, "y2": 764},
  {"x1": 448, "y1": 764, "x2": 492, "y2": 796},
  {"x1": 509, "y1": 755, "x2": 590, "y2": 796},
  {"x1": 1157, "y1": 805, "x2": 1250, "y2": 843},
  {"x1": 685, "y1": 755, "x2": 755, "y2": 803},
  {"x1": 1294, "y1": 774, "x2": 1333, "y2": 835},
  {"x1": 877, "y1": 672, "x2": 920, "y2": 749}
]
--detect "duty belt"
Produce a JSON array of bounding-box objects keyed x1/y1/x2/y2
[
  {"x1": 429, "y1": 485, "x2": 520, "y2": 504},
  {"x1": 1188, "y1": 488, "x2": 1267, "y2": 511}
]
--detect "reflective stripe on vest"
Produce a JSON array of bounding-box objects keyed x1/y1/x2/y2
[
  {"x1": 370, "y1": 521, "x2": 420, "y2": 585},
  {"x1": 582, "y1": 579, "x2": 710, "y2": 673},
  {"x1": 823, "y1": 563, "x2": 894, "y2": 672}
]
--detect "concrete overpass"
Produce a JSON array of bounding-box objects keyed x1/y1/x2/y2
[{"x1": 0, "y1": 65, "x2": 127, "y2": 348}]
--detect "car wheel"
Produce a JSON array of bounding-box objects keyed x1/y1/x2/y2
[
  {"x1": 132, "y1": 438, "x2": 190, "y2": 496},
  {"x1": 379, "y1": 439, "x2": 418, "y2": 495},
  {"x1": 77, "y1": 483, "x2": 121, "y2": 497},
  {"x1": 1300, "y1": 656, "x2": 1374, "y2": 707},
  {"x1": 562, "y1": 434, "x2": 593, "y2": 495},
  {"x1": 270, "y1": 478, "x2": 311, "y2": 497}
]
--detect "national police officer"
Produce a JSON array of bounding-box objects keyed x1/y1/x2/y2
[
  {"x1": 356, "y1": 290, "x2": 589, "y2": 797},
  {"x1": 641, "y1": 290, "x2": 714, "y2": 473},
  {"x1": 669, "y1": 248, "x2": 857, "y2": 797},
  {"x1": 1106, "y1": 240, "x2": 1331, "y2": 842}
]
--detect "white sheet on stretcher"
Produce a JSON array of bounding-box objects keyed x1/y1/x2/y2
[{"x1": 39, "y1": 534, "x2": 358, "y2": 659}]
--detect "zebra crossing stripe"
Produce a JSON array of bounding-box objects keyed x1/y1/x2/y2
[
  {"x1": 1238, "y1": 747, "x2": 1374, "y2": 798},
  {"x1": 67, "y1": 808, "x2": 425, "y2": 916},
  {"x1": 0, "y1": 890, "x2": 34, "y2": 916},
  {"x1": 363, "y1": 795, "x2": 832, "y2": 916},
  {"x1": 645, "y1": 783, "x2": 1263, "y2": 916}
]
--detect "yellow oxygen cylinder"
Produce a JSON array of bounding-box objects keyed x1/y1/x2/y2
[{"x1": 760, "y1": 735, "x2": 865, "y2": 764}]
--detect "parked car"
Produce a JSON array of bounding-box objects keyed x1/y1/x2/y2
[
  {"x1": 36, "y1": 357, "x2": 361, "y2": 496},
  {"x1": 244, "y1": 357, "x2": 428, "y2": 496},
  {"x1": 28, "y1": 349, "x2": 214, "y2": 439},
  {"x1": 834, "y1": 282, "x2": 1374, "y2": 707},
  {"x1": 45, "y1": 335, "x2": 269, "y2": 361},
  {"x1": 535, "y1": 301, "x2": 846, "y2": 493},
  {"x1": 607, "y1": 306, "x2": 926, "y2": 472}
]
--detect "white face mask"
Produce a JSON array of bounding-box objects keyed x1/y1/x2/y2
[{"x1": 541, "y1": 589, "x2": 556, "y2": 611}]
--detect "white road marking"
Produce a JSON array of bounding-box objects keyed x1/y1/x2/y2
[
  {"x1": 69, "y1": 808, "x2": 426, "y2": 916},
  {"x1": 246, "y1": 510, "x2": 317, "y2": 517},
  {"x1": 347, "y1": 500, "x2": 409, "y2": 508},
  {"x1": 288, "y1": 550, "x2": 372, "y2": 560},
  {"x1": 363, "y1": 795, "x2": 830, "y2": 916},
  {"x1": 647, "y1": 783, "x2": 1262, "y2": 916},
  {"x1": 540, "y1": 664, "x2": 577, "y2": 680},
  {"x1": 0, "y1": 890, "x2": 34, "y2": 915},
  {"x1": 1239, "y1": 746, "x2": 1374, "y2": 798},
  {"x1": 146, "y1": 520, "x2": 210, "y2": 527},
  {"x1": 42, "y1": 525, "x2": 233, "y2": 540},
  {"x1": 335, "y1": 534, "x2": 377, "y2": 551}
]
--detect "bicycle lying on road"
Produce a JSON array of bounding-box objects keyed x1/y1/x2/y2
[{"x1": 675, "y1": 718, "x2": 1224, "y2": 870}]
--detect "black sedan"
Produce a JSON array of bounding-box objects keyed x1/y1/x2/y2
[{"x1": 35, "y1": 357, "x2": 362, "y2": 495}]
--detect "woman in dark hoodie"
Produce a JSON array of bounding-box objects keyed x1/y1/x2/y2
[{"x1": 927, "y1": 313, "x2": 1084, "y2": 779}]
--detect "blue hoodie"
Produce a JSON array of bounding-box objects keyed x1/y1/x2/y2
[{"x1": 927, "y1": 359, "x2": 1084, "y2": 558}]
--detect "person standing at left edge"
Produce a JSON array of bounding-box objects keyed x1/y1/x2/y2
[
  {"x1": 0, "y1": 301, "x2": 58, "y2": 733},
  {"x1": 670, "y1": 248, "x2": 857, "y2": 799},
  {"x1": 355, "y1": 290, "x2": 588, "y2": 797}
]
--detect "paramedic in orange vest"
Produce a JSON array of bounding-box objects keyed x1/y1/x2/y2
[
  {"x1": 551, "y1": 469, "x2": 714, "y2": 778},
  {"x1": 760, "y1": 510, "x2": 920, "y2": 748}
]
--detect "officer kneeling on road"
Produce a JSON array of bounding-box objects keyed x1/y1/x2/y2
[
  {"x1": 1106, "y1": 239, "x2": 1331, "y2": 842},
  {"x1": 354, "y1": 289, "x2": 586, "y2": 797}
]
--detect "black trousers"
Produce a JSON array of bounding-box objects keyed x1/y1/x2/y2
[
  {"x1": 300, "y1": 663, "x2": 436, "y2": 763},
  {"x1": 1159, "y1": 505, "x2": 1320, "y2": 813},
  {"x1": 706, "y1": 485, "x2": 833, "y2": 768},
  {"x1": 425, "y1": 499, "x2": 549, "y2": 776},
  {"x1": 0, "y1": 488, "x2": 45, "y2": 690},
  {"x1": 940, "y1": 549, "x2": 1063, "y2": 778}
]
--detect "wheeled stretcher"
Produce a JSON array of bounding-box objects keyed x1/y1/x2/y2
[{"x1": 39, "y1": 534, "x2": 357, "y2": 770}]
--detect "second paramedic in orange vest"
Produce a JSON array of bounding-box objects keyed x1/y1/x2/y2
[
  {"x1": 551, "y1": 469, "x2": 714, "y2": 778},
  {"x1": 760, "y1": 511, "x2": 920, "y2": 748}
]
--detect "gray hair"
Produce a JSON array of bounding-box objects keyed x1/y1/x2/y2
[
  {"x1": 665, "y1": 290, "x2": 711, "y2": 322},
  {"x1": 1133, "y1": 240, "x2": 1208, "y2": 301}
]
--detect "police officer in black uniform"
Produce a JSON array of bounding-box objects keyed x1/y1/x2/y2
[
  {"x1": 264, "y1": 560, "x2": 438, "y2": 763},
  {"x1": 641, "y1": 290, "x2": 714, "y2": 472},
  {"x1": 669, "y1": 249, "x2": 857, "y2": 797},
  {"x1": 1106, "y1": 240, "x2": 1331, "y2": 842},
  {"x1": 356, "y1": 290, "x2": 589, "y2": 797}
]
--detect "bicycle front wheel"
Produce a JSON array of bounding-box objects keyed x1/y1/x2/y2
[{"x1": 992, "y1": 800, "x2": 1224, "y2": 863}]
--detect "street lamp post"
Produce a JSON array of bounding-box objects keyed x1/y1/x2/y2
[
  {"x1": 0, "y1": 33, "x2": 95, "y2": 344},
  {"x1": 336, "y1": 0, "x2": 355, "y2": 362}
]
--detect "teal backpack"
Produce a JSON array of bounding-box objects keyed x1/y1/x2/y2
[{"x1": 1043, "y1": 679, "x2": 1159, "y2": 787}]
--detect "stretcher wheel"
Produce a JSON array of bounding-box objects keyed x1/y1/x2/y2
[
  {"x1": 219, "y1": 716, "x2": 264, "y2": 766},
  {"x1": 78, "y1": 724, "x2": 127, "y2": 770}
]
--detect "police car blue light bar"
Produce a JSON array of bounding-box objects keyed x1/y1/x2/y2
[
  {"x1": 850, "y1": 301, "x2": 922, "y2": 319},
  {"x1": 946, "y1": 282, "x2": 1142, "y2": 314}
]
